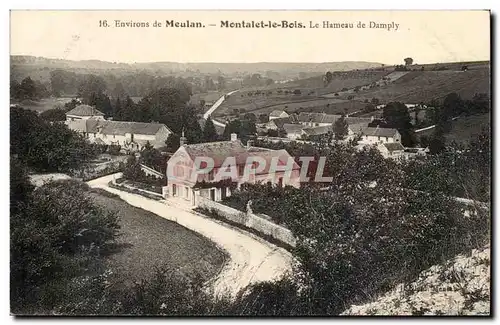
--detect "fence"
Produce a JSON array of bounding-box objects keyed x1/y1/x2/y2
[{"x1": 197, "y1": 196, "x2": 297, "y2": 247}]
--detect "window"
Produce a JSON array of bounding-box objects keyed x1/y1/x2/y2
[{"x1": 208, "y1": 170, "x2": 214, "y2": 181}]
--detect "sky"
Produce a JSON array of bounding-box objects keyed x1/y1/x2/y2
[{"x1": 10, "y1": 10, "x2": 490, "y2": 65}]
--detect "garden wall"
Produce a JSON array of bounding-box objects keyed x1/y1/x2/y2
[{"x1": 197, "y1": 196, "x2": 297, "y2": 247}]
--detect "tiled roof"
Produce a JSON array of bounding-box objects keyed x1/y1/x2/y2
[
  {"x1": 283, "y1": 123, "x2": 305, "y2": 135},
  {"x1": 302, "y1": 125, "x2": 332, "y2": 136},
  {"x1": 297, "y1": 112, "x2": 372, "y2": 126},
  {"x1": 183, "y1": 141, "x2": 249, "y2": 167},
  {"x1": 267, "y1": 117, "x2": 291, "y2": 129},
  {"x1": 383, "y1": 142, "x2": 405, "y2": 152},
  {"x1": 66, "y1": 104, "x2": 104, "y2": 117},
  {"x1": 181, "y1": 140, "x2": 299, "y2": 171},
  {"x1": 297, "y1": 112, "x2": 338, "y2": 124},
  {"x1": 269, "y1": 110, "x2": 288, "y2": 117},
  {"x1": 67, "y1": 120, "x2": 171, "y2": 135},
  {"x1": 361, "y1": 127, "x2": 399, "y2": 138}
]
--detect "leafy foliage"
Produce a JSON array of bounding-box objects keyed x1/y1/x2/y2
[
  {"x1": 10, "y1": 107, "x2": 98, "y2": 172},
  {"x1": 10, "y1": 178, "x2": 119, "y2": 313}
]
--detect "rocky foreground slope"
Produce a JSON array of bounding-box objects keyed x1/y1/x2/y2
[{"x1": 342, "y1": 245, "x2": 490, "y2": 316}]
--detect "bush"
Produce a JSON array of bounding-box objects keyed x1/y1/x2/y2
[
  {"x1": 108, "y1": 144, "x2": 121, "y2": 155},
  {"x1": 11, "y1": 179, "x2": 119, "y2": 313}
]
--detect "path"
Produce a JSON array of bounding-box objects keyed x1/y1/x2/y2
[
  {"x1": 203, "y1": 89, "x2": 239, "y2": 127},
  {"x1": 87, "y1": 173, "x2": 295, "y2": 298}
]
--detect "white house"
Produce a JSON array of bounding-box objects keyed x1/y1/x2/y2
[
  {"x1": 357, "y1": 127, "x2": 402, "y2": 144},
  {"x1": 66, "y1": 119, "x2": 172, "y2": 152},
  {"x1": 377, "y1": 142, "x2": 405, "y2": 159},
  {"x1": 283, "y1": 123, "x2": 305, "y2": 140},
  {"x1": 65, "y1": 104, "x2": 105, "y2": 121},
  {"x1": 269, "y1": 110, "x2": 289, "y2": 120}
]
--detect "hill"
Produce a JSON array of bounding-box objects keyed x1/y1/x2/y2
[
  {"x1": 416, "y1": 113, "x2": 490, "y2": 144},
  {"x1": 10, "y1": 55, "x2": 384, "y2": 82}
]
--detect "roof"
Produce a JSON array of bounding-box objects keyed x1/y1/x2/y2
[
  {"x1": 198, "y1": 118, "x2": 225, "y2": 135},
  {"x1": 297, "y1": 112, "x2": 338, "y2": 124},
  {"x1": 267, "y1": 117, "x2": 291, "y2": 129},
  {"x1": 269, "y1": 110, "x2": 288, "y2": 117},
  {"x1": 179, "y1": 140, "x2": 299, "y2": 171},
  {"x1": 283, "y1": 123, "x2": 305, "y2": 134},
  {"x1": 383, "y1": 142, "x2": 405, "y2": 152},
  {"x1": 302, "y1": 125, "x2": 332, "y2": 136},
  {"x1": 361, "y1": 127, "x2": 399, "y2": 138},
  {"x1": 183, "y1": 141, "x2": 249, "y2": 167},
  {"x1": 297, "y1": 112, "x2": 372, "y2": 126},
  {"x1": 67, "y1": 119, "x2": 171, "y2": 135},
  {"x1": 66, "y1": 104, "x2": 104, "y2": 117}
]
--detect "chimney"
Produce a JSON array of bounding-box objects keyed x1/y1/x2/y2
[
  {"x1": 180, "y1": 129, "x2": 187, "y2": 146},
  {"x1": 230, "y1": 133, "x2": 238, "y2": 142}
]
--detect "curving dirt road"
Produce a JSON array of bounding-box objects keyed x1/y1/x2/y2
[
  {"x1": 203, "y1": 89, "x2": 239, "y2": 128},
  {"x1": 87, "y1": 173, "x2": 295, "y2": 298}
]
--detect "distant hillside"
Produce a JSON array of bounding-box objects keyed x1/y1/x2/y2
[{"x1": 10, "y1": 55, "x2": 384, "y2": 81}]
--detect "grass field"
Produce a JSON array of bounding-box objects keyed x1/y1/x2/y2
[
  {"x1": 189, "y1": 91, "x2": 227, "y2": 106},
  {"x1": 349, "y1": 69, "x2": 490, "y2": 104},
  {"x1": 11, "y1": 97, "x2": 75, "y2": 113},
  {"x1": 417, "y1": 113, "x2": 490, "y2": 144},
  {"x1": 284, "y1": 70, "x2": 390, "y2": 95},
  {"x1": 89, "y1": 192, "x2": 226, "y2": 287}
]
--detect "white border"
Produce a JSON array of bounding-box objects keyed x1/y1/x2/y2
[{"x1": 2, "y1": 1, "x2": 496, "y2": 324}]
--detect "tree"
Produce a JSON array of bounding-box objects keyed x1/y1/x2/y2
[
  {"x1": 10, "y1": 107, "x2": 97, "y2": 172},
  {"x1": 77, "y1": 74, "x2": 107, "y2": 103},
  {"x1": 89, "y1": 92, "x2": 113, "y2": 117},
  {"x1": 202, "y1": 116, "x2": 218, "y2": 143},
  {"x1": 258, "y1": 113, "x2": 269, "y2": 123},
  {"x1": 429, "y1": 125, "x2": 446, "y2": 155},
  {"x1": 217, "y1": 76, "x2": 226, "y2": 90},
  {"x1": 404, "y1": 57, "x2": 414, "y2": 66},
  {"x1": 243, "y1": 112, "x2": 257, "y2": 123},
  {"x1": 324, "y1": 71, "x2": 333, "y2": 85},
  {"x1": 165, "y1": 133, "x2": 180, "y2": 152},
  {"x1": 113, "y1": 97, "x2": 122, "y2": 120},
  {"x1": 382, "y1": 102, "x2": 415, "y2": 147},
  {"x1": 11, "y1": 179, "x2": 119, "y2": 313},
  {"x1": 40, "y1": 108, "x2": 66, "y2": 122},
  {"x1": 332, "y1": 114, "x2": 349, "y2": 140},
  {"x1": 363, "y1": 103, "x2": 376, "y2": 113}
]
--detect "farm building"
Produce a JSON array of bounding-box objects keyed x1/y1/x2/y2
[
  {"x1": 357, "y1": 127, "x2": 401, "y2": 144},
  {"x1": 66, "y1": 104, "x2": 105, "y2": 121},
  {"x1": 283, "y1": 123, "x2": 305, "y2": 140},
  {"x1": 66, "y1": 119, "x2": 172, "y2": 152},
  {"x1": 269, "y1": 110, "x2": 290, "y2": 120}
]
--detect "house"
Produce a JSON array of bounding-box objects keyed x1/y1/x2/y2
[
  {"x1": 265, "y1": 117, "x2": 291, "y2": 130},
  {"x1": 357, "y1": 127, "x2": 401, "y2": 144},
  {"x1": 283, "y1": 123, "x2": 305, "y2": 140},
  {"x1": 297, "y1": 112, "x2": 338, "y2": 127},
  {"x1": 377, "y1": 142, "x2": 405, "y2": 159},
  {"x1": 66, "y1": 119, "x2": 172, "y2": 152},
  {"x1": 296, "y1": 112, "x2": 373, "y2": 128},
  {"x1": 269, "y1": 110, "x2": 289, "y2": 120},
  {"x1": 301, "y1": 125, "x2": 332, "y2": 140},
  {"x1": 66, "y1": 104, "x2": 105, "y2": 121},
  {"x1": 165, "y1": 133, "x2": 301, "y2": 205}
]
